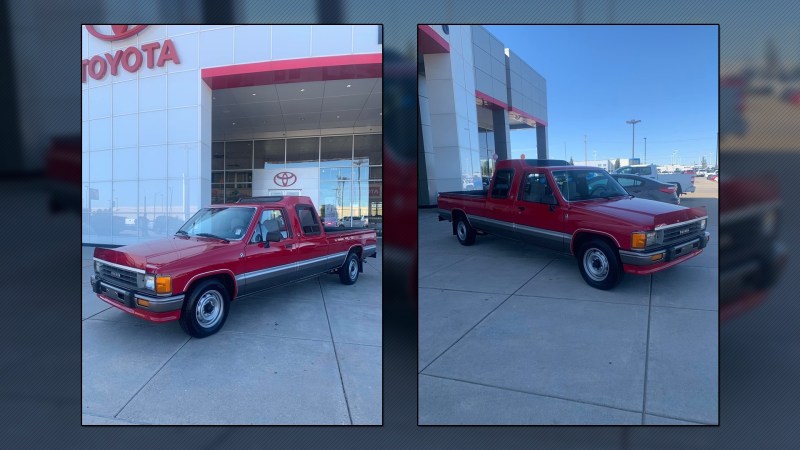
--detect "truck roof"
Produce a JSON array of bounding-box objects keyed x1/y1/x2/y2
[
  {"x1": 495, "y1": 159, "x2": 596, "y2": 171},
  {"x1": 214, "y1": 195, "x2": 314, "y2": 208}
]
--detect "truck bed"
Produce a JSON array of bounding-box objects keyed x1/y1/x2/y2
[{"x1": 438, "y1": 189, "x2": 488, "y2": 198}]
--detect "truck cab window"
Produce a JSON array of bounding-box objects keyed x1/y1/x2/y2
[
  {"x1": 519, "y1": 173, "x2": 555, "y2": 203},
  {"x1": 255, "y1": 209, "x2": 290, "y2": 242},
  {"x1": 296, "y1": 205, "x2": 321, "y2": 235},
  {"x1": 491, "y1": 170, "x2": 514, "y2": 198}
]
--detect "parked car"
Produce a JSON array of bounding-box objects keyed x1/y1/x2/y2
[
  {"x1": 614, "y1": 164, "x2": 696, "y2": 195},
  {"x1": 710, "y1": 175, "x2": 718, "y2": 182},
  {"x1": 610, "y1": 173, "x2": 680, "y2": 205},
  {"x1": 438, "y1": 160, "x2": 710, "y2": 290},
  {"x1": 683, "y1": 169, "x2": 696, "y2": 175},
  {"x1": 339, "y1": 216, "x2": 369, "y2": 228},
  {"x1": 90, "y1": 196, "x2": 378, "y2": 337},
  {"x1": 707, "y1": 170, "x2": 719, "y2": 180},
  {"x1": 696, "y1": 169, "x2": 708, "y2": 177}
]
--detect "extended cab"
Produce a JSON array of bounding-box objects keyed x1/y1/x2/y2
[
  {"x1": 90, "y1": 196, "x2": 377, "y2": 337},
  {"x1": 438, "y1": 160, "x2": 710, "y2": 289},
  {"x1": 615, "y1": 164, "x2": 696, "y2": 195}
]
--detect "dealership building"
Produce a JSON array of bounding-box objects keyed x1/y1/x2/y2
[
  {"x1": 418, "y1": 25, "x2": 549, "y2": 206},
  {"x1": 82, "y1": 25, "x2": 382, "y2": 245}
]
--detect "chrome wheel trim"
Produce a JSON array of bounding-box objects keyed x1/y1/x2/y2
[
  {"x1": 457, "y1": 221, "x2": 467, "y2": 241},
  {"x1": 583, "y1": 248, "x2": 610, "y2": 281},
  {"x1": 348, "y1": 257, "x2": 358, "y2": 280},
  {"x1": 195, "y1": 289, "x2": 223, "y2": 329}
]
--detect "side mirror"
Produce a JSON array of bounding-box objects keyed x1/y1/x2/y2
[{"x1": 266, "y1": 231, "x2": 282, "y2": 243}]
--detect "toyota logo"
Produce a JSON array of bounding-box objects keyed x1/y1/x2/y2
[
  {"x1": 274, "y1": 172, "x2": 297, "y2": 187},
  {"x1": 86, "y1": 25, "x2": 148, "y2": 41}
]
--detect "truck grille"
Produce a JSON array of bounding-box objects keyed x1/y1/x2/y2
[
  {"x1": 97, "y1": 263, "x2": 139, "y2": 288},
  {"x1": 660, "y1": 220, "x2": 704, "y2": 245}
]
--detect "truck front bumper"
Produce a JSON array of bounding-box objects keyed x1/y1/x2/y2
[
  {"x1": 619, "y1": 232, "x2": 710, "y2": 275},
  {"x1": 90, "y1": 275, "x2": 184, "y2": 322}
]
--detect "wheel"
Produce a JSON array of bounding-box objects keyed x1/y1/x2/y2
[
  {"x1": 339, "y1": 251, "x2": 360, "y2": 285},
  {"x1": 455, "y1": 216, "x2": 476, "y2": 246},
  {"x1": 577, "y1": 239, "x2": 623, "y2": 290},
  {"x1": 179, "y1": 279, "x2": 230, "y2": 338}
]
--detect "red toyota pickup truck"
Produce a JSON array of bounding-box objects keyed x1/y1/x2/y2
[
  {"x1": 90, "y1": 196, "x2": 377, "y2": 337},
  {"x1": 437, "y1": 160, "x2": 710, "y2": 289}
]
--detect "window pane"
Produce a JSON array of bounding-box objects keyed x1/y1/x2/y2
[
  {"x1": 212, "y1": 142, "x2": 225, "y2": 170},
  {"x1": 225, "y1": 141, "x2": 253, "y2": 170},
  {"x1": 321, "y1": 167, "x2": 352, "y2": 182},
  {"x1": 367, "y1": 181, "x2": 382, "y2": 231},
  {"x1": 225, "y1": 171, "x2": 253, "y2": 185},
  {"x1": 320, "y1": 135, "x2": 352, "y2": 165},
  {"x1": 254, "y1": 139, "x2": 285, "y2": 169},
  {"x1": 211, "y1": 184, "x2": 225, "y2": 204},
  {"x1": 257, "y1": 209, "x2": 291, "y2": 239},
  {"x1": 225, "y1": 184, "x2": 251, "y2": 203},
  {"x1": 296, "y1": 205, "x2": 321, "y2": 235},
  {"x1": 368, "y1": 166, "x2": 382, "y2": 180},
  {"x1": 491, "y1": 170, "x2": 513, "y2": 198},
  {"x1": 320, "y1": 180, "x2": 352, "y2": 220},
  {"x1": 354, "y1": 134, "x2": 381, "y2": 166},
  {"x1": 212, "y1": 171, "x2": 224, "y2": 184},
  {"x1": 286, "y1": 137, "x2": 319, "y2": 167}
]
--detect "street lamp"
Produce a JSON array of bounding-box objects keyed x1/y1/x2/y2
[
  {"x1": 643, "y1": 137, "x2": 647, "y2": 165},
  {"x1": 626, "y1": 119, "x2": 641, "y2": 160}
]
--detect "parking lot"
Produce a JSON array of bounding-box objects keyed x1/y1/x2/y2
[
  {"x1": 418, "y1": 178, "x2": 718, "y2": 425},
  {"x1": 82, "y1": 242, "x2": 382, "y2": 425}
]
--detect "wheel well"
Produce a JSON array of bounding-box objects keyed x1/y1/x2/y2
[
  {"x1": 451, "y1": 209, "x2": 467, "y2": 235},
  {"x1": 186, "y1": 273, "x2": 236, "y2": 301},
  {"x1": 571, "y1": 232, "x2": 619, "y2": 257},
  {"x1": 348, "y1": 246, "x2": 363, "y2": 272}
]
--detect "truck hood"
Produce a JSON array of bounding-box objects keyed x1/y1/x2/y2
[
  {"x1": 573, "y1": 197, "x2": 707, "y2": 229},
  {"x1": 93, "y1": 237, "x2": 231, "y2": 271}
]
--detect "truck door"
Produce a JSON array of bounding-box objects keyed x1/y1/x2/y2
[
  {"x1": 513, "y1": 170, "x2": 568, "y2": 251},
  {"x1": 475, "y1": 168, "x2": 517, "y2": 238},
  {"x1": 292, "y1": 204, "x2": 334, "y2": 278},
  {"x1": 241, "y1": 208, "x2": 298, "y2": 295}
]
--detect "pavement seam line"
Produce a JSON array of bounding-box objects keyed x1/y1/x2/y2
[
  {"x1": 642, "y1": 411, "x2": 715, "y2": 425},
  {"x1": 113, "y1": 336, "x2": 192, "y2": 419},
  {"x1": 81, "y1": 305, "x2": 112, "y2": 321},
  {"x1": 82, "y1": 412, "x2": 142, "y2": 425},
  {"x1": 419, "y1": 258, "x2": 556, "y2": 374},
  {"x1": 319, "y1": 277, "x2": 353, "y2": 425},
  {"x1": 420, "y1": 373, "x2": 644, "y2": 417},
  {"x1": 641, "y1": 274, "x2": 654, "y2": 425}
]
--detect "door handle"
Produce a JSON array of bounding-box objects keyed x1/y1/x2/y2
[
  {"x1": 284, "y1": 244, "x2": 294, "y2": 249},
  {"x1": 518, "y1": 206, "x2": 525, "y2": 211}
]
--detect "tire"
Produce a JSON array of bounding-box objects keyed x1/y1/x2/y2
[
  {"x1": 339, "y1": 251, "x2": 360, "y2": 285},
  {"x1": 455, "y1": 216, "x2": 476, "y2": 246},
  {"x1": 179, "y1": 279, "x2": 230, "y2": 338},
  {"x1": 577, "y1": 239, "x2": 623, "y2": 290}
]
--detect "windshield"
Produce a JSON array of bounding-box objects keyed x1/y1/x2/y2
[
  {"x1": 177, "y1": 207, "x2": 256, "y2": 241},
  {"x1": 551, "y1": 169, "x2": 629, "y2": 201}
]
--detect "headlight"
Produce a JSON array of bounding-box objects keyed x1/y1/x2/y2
[
  {"x1": 144, "y1": 274, "x2": 172, "y2": 294},
  {"x1": 700, "y1": 218, "x2": 707, "y2": 230},
  {"x1": 763, "y1": 210, "x2": 778, "y2": 235},
  {"x1": 144, "y1": 274, "x2": 155, "y2": 290},
  {"x1": 631, "y1": 231, "x2": 657, "y2": 249},
  {"x1": 94, "y1": 261, "x2": 100, "y2": 273}
]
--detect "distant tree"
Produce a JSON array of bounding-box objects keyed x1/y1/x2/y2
[
  {"x1": 569, "y1": 157, "x2": 574, "y2": 165},
  {"x1": 614, "y1": 158, "x2": 621, "y2": 170},
  {"x1": 701, "y1": 156, "x2": 707, "y2": 168}
]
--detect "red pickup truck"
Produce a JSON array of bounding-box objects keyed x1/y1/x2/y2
[
  {"x1": 438, "y1": 160, "x2": 710, "y2": 289},
  {"x1": 90, "y1": 196, "x2": 377, "y2": 337}
]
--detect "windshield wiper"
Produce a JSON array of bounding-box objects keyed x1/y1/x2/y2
[
  {"x1": 195, "y1": 233, "x2": 230, "y2": 243},
  {"x1": 175, "y1": 230, "x2": 189, "y2": 236}
]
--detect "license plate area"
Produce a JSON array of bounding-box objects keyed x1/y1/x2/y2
[
  {"x1": 670, "y1": 239, "x2": 700, "y2": 259},
  {"x1": 100, "y1": 283, "x2": 135, "y2": 308}
]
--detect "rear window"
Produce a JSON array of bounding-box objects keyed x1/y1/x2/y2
[
  {"x1": 295, "y1": 205, "x2": 321, "y2": 235},
  {"x1": 491, "y1": 170, "x2": 514, "y2": 199}
]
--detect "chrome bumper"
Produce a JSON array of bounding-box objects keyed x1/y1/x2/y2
[
  {"x1": 619, "y1": 232, "x2": 710, "y2": 266},
  {"x1": 91, "y1": 275, "x2": 184, "y2": 312}
]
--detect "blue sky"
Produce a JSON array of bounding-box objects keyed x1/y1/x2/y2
[{"x1": 485, "y1": 25, "x2": 719, "y2": 167}]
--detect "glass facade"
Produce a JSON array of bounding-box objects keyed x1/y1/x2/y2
[{"x1": 212, "y1": 133, "x2": 382, "y2": 230}]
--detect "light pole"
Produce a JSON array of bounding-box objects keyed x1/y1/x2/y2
[
  {"x1": 584, "y1": 135, "x2": 587, "y2": 165},
  {"x1": 626, "y1": 119, "x2": 641, "y2": 160}
]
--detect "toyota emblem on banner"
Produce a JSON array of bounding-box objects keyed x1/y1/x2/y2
[
  {"x1": 274, "y1": 172, "x2": 297, "y2": 187},
  {"x1": 86, "y1": 25, "x2": 149, "y2": 41}
]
